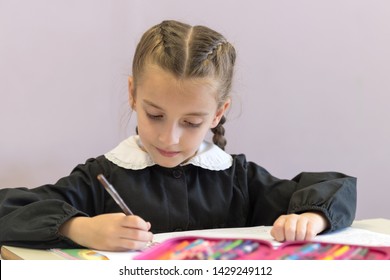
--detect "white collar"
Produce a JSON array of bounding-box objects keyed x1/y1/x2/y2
[{"x1": 104, "y1": 135, "x2": 233, "y2": 171}]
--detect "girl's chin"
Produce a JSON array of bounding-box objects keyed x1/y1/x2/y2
[
  {"x1": 155, "y1": 161, "x2": 181, "y2": 168},
  {"x1": 153, "y1": 155, "x2": 192, "y2": 168},
  {"x1": 151, "y1": 155, "x2": 179, "y2": 167}
]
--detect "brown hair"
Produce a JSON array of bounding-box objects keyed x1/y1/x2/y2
[{"x1": 132, "y1": 20, "x2": 236, "y2": 150}]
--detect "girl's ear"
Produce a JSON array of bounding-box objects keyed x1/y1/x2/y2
[
  {"x1": 211, "y1": 99, "x2": 231, "y2": 128},
  {"x1": 128, "y1": 76, "x2": 136, "y2": 110}
]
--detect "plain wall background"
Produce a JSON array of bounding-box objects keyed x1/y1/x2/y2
[{"x1": 1, "y1": 0, "x2": 389, "y2": 219}]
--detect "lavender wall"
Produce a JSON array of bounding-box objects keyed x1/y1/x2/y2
[{"x1": 1, "y1": 0, "x2": 389, "y2": 219}]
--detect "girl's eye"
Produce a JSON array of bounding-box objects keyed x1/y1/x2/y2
[
  {"x1": 146, "y1": 113, "x2": 163, "y2": 120},
  {"x1": 183, "y1": 120, "x2": 202, "y2": 128}
]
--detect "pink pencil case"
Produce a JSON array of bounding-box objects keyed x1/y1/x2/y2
[{"x1": 134, "y1": 236, "x2": 390, "y2": 260}]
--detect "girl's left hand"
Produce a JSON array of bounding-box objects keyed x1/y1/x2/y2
[{"x1": 270, "y1": 212, "x2": 329, "y2": 242}]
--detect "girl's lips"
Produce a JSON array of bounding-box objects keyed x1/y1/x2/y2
[{"x1": 156, "y1": 147, "x2": 180, "y2": 157}]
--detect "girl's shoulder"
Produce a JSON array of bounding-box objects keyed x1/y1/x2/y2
[
  {"x1": 69, "y1": 154, "x2": 120, "y2": 177},
  {"x1": 229, "y1": 153, "x2": 271, "y2": 175}
]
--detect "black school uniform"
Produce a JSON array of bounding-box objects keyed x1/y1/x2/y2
[{"x1": 0, "y1": 136, "x2": 356, "y2": 249}]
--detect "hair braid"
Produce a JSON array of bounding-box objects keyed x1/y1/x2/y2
[{"x1": 211, "y1": 115, "x2": 227, "y2": 150}]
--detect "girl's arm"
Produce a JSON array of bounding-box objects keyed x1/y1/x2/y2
[
  {"x1": 0, "y1": 156, "x2": 134, "y2": 249},
  {"x1": 240, "y1": 156, "x2": 357, "y2": 240}
]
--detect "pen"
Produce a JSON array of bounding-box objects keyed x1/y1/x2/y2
[{"x1": 97, "y1": 174, "x2": 134, "y2": 215}]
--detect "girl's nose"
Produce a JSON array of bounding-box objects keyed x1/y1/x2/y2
[{"x1": 158, "y1": 123, "x2": 181, "y2": 145}]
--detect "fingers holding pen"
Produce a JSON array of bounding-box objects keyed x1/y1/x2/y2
[
  {"x1": 80, "y1": 213, "x2": 153, "y2": 251},
  {"x1": 115, "y1": 214, "x2": 154, "y2": 250},
  {"x1": 122, "y1": 216, "x2": 153, "y2": 240},
  {"x1": 121, "y1": 215, "x2": 151, "y2": 231}
]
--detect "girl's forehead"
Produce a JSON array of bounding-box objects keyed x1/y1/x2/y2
[{"x1": 137, "y1": 65, "x2": 220, "y2": 99}]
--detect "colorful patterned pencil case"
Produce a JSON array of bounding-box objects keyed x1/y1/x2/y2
[{"x1": 134, "y1": 236, "x2": 390, "y2": 260}]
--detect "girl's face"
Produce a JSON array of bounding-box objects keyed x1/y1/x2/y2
[{"x1": 129, "y1": 65, "x2": 230, "y2": 168}]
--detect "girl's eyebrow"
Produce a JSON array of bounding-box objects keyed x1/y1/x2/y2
[
  {"x1": 143, "y1": 99, "x2": 163, "y2": 110},
  {"x1": 142, "y1": 99, "x2": 210, "y2": 117}
]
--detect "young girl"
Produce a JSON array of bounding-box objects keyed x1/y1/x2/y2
[{"x1": 0, "y1": 20, "x2": 356, "y2": 251}]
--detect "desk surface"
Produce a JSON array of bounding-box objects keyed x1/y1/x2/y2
[
  {"x1": 351, "y1": 218, "x2": 390, "y2": 235},
  {"x1": 2, "y1": 218, "x2": 390, "y2": 260}
]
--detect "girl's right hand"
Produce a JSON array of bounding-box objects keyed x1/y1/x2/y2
[{"x1": 59, "y1": 213, "x2": 153, "y2": 251}]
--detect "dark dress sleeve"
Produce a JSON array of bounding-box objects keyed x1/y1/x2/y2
[
  {"x1": 0, "y1": 156, "x2": 109, "y2": 249},
  {"x1": 239, "y1": 156, "x2": 357, "y2": 232}
]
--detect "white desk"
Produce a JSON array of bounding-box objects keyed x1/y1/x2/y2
[{"x1": 350, "y1": 218, "x2": 390, "y2": 235}]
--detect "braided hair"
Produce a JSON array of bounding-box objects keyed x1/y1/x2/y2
[
  {"x1": 132, "y1": 20, "x2": 236, "y2": 150},
  {"x1": 211, "y1": 115, "x2": 227, "y2": 150}
]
